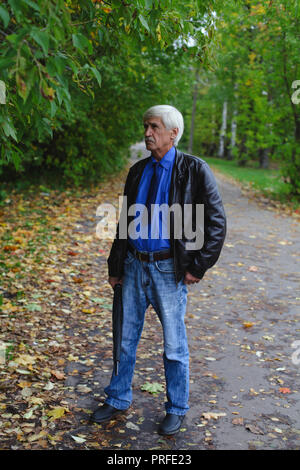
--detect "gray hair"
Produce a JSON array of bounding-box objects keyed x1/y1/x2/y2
[{"x1": 143, "y1": 105, "x2": 184, "y2": 147}]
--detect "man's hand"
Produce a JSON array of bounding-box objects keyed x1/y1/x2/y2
[
  {"x1": 184, "y1": 272, "x2": 200, "y2": 285},
  {"x1": 109, "y1": 276, "x2": 123, "y2": 289}
]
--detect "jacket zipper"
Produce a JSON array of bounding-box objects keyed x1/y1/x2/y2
[{"x1": 169, "y1": 149, "x2": 180, "y2": 286}]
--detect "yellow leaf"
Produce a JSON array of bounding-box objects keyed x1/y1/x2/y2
[
  {"x1": 29, "y1": 397, "x2": 44, "y2": 405},
  {"x1": 82, "y1": 308, "x2": 95, "y2": 314},
  {"x1": 249, "y1": 52, "x2": 256, "y2": 64},
  {"x1": 156, "y1": 24, "x2": 162, "y2": 42},
  {"x1": 14, "y1": 354, "x2": 36, "y2": 366},
  {"x1": 47, "y1": 407, "x2": 69, "y2": 421},
  {"x1": 251, "y1": 4, "x2": 266, "y2": 15},
  {"x1": 28, "y1": 431, "x2": 47, "y2": 442},
  {"x1": 68, "y1": 354, "x2": 79, "y2": 361},
  {"x1": 202, "y1": 412, "x2": 226, "y2": 420},
  {"x1": 17, "y1": 381, "x2": 32, "y2": 389}
]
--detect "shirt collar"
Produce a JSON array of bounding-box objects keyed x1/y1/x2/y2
[{"x1": 151, "y1": 146, "x2": 175, "y2": 169}]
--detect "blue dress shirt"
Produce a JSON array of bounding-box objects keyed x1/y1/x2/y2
[{"x1": 129, "y1": 146, "x2": 176, "y2": 252}]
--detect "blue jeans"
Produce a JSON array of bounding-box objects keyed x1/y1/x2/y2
[{"x1": 104, "y1": 249, "x2": 189, "y2": 416}]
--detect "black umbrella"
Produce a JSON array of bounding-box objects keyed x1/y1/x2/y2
[{"x1": 112, "y1": 283, "x2": 123, "y2": 376}]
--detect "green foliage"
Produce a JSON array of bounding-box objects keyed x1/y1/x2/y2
[
  {"x1": 0, "y1": 0, "x2": 219, "y2": 184},
  {"x1": 190, "y1": 0, "x2": 300, "y2": 198}
]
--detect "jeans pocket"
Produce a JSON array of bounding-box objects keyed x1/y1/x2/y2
[
  {"x1": 155, "y1": 258, "x2": 175, "y2": 273},
  {"x1": 124, "y1": 250, "x2": 135, "y2": 265}
]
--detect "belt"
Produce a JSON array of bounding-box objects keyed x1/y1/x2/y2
[{"x1": 128, "y1": 244, "x2": 172, "y2": 262}]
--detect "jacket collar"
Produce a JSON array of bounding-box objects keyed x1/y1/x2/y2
[
  {"x1": 174, "y1": 148, "x2": 186, "y2": 178},
  {"x1": 168, "y1": 148, "x2": 185, "y2": 204}
]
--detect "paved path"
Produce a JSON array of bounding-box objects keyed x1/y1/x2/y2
[{"x1": 67, "y1": 143, "x2": 300, "y2": 450}]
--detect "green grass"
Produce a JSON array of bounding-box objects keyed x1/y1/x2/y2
[{"x1": 202, "y1": 156, "x2": 292, "y2": 202}]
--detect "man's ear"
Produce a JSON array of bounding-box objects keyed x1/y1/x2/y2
[{"x1": 170, "y1": 127, "x2": 179, "y2": 141}]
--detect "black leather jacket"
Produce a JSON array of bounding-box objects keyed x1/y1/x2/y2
[{"x1": 107, "y1": 149, "x2": 226, "y2": 284}]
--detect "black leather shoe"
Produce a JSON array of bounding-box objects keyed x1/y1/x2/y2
[
  {"x1": 90, "y1": 403, "x2": 122, "y2": 424},
  {"x1": 158, "y1": 413, "x2": 185, "y2": 436}
]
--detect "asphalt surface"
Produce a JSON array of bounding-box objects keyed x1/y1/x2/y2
[{"x1": 67, "y1": 143, "x2": 300, "y2": 450}]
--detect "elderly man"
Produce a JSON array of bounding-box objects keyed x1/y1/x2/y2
[{"x1": 91, "y1": 105, "x2": 226, "y2": 435}]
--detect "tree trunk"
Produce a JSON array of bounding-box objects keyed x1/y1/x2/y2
[
  {"x1": 290, "y1": 116, "x2": 300, "y2": 193},
  {"x1": 259, "y1": 148, "x2": 269, "y2": 169},
  {"x1": 218, "y1": 101, "x2": 227, "y2": 158},
  {"x1": 238, "y1": 135, "x2": 247, "y2": 166},
  {"x1": 228, "y1": 108, "x2": 237, "y2": 160},
  {"x1": 188, "y1": 69, "x2": 200, "y2": 154}
]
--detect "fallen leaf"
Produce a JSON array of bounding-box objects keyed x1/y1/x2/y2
[
  {"x1": 248, "y1": 265, "x2": 258, "y2": 272},
  {"x1": 126, "y1": 422, "x2": 140, "y2": 431},
  {"x1": 14, "y1": 354, "x2": 36, "y2": 366},
  {"x1": 28, "y1": 431, "x2": 47, "y2": 442},
  {"x1": 140, "y1": 382, "x2": 164, "y2": 395},
  {"x1": 262, "y1": 335, "x2": 274, "y2": 341},
  {"x1": 47, "y1": 406, "x2": 69, "y2": 421},
  {"x1": 16, "y1": 369, "x2": 31, "y2": 375},
  {"x1": 17, "y1": 381, "x2": 32, "y2": 388},
  {"x1": 29, "y1": 397, "x2": 44, "y2": 405},
  {"x1": 82, "y1": 308, "x2": 95, "y2": 314},
  {"x1": 201, "y1": 412, "x2": 227, "y2": 420},
  {"x1": 76, "y1": 384, "x2": 92, "y2": 393},
  {"x1": 51, "y1": 370, "x2": 65, "y2": 380},
  {"x1": 245, "y1": 423, "x2": 264, "y2": 435},
  {"x1": 21, "y1": 387, "x2": 32, "y2": 398},
  {"x1": 24, "y1": 408, "x2": 35, "y2": 419},
  {"x1": 26, "y1": 303, "x2": 42, "y2": 312},
  {"x1": 279, "y1": 387, "x2": 291, "y2": 394},
  {"x1": 44, "y1": 381, "x2": 54, "y2": 391},
  {"x1": 71, "y1": 435, "x2": 86, "y2": 443},
  {"x1": 4, "y1": 245, "x2": 19, "y2": 252},
  {"x1": 232, "y1": 417, "x2": 244, "y2": 425}
]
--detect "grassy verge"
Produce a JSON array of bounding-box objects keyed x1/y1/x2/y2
[{"x1": 203, "y1": 156, "x2": 299, "y2": 209}]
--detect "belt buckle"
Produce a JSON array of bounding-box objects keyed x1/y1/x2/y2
[{"x1": 137, "y1": 251, "x2": 143, "y2": 262}]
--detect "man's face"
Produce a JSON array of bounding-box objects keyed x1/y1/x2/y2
[{"x1": 144, "y1": 116, "x2": 178, "y2": 157}]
